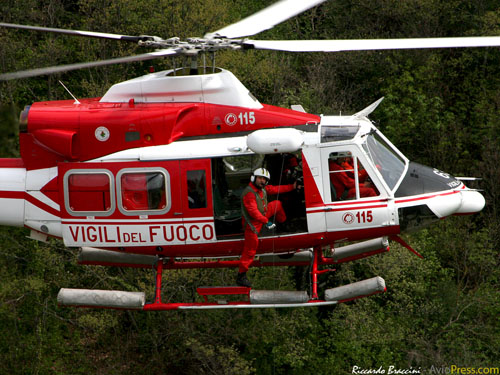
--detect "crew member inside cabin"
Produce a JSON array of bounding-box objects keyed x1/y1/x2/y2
[
  {"x1": 236, "y1": 168, "x2": 301, "y2": 288},
  {"x1": 328, "y1": 153, "x2": 377, "y2": 200},
  {"x1": 341, "y1": 156, "x2": 369, "y2": 182}
]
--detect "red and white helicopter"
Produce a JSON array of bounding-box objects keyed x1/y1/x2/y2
[{"x1": 0, "y1": 0, "x2": 489, "y2": 310}]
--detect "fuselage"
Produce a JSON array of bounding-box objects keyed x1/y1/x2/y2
[{"x1": 0, "y1": 68, "x2": 485, "y2": 258}]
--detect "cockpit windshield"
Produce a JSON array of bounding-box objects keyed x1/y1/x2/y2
[{"x1": 363, "y1": 132, "x2": 406, "y2": 190}]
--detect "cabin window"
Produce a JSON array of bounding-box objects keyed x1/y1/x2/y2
[
  {"x1": 187, "y1": 170, "x2": 207, "y2": 208},
  {"x1": 65, "y1": 171, "x2": 113, "y2": 215},
  {"x1": 117, "y1": 168, "x2": 170, "y2": 215},
  {"x1": 328, "y1": 151, "x2": 379, "y2": 201},
  {"x1": 321, "y1": 125, "x2": 360, "y2": 143}
]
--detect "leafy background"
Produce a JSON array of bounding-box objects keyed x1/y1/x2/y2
[{"x1": 0, "y1": 1, "x2": 499, "y2": 374}]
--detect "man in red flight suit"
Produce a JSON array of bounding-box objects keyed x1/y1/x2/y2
[
  {"x1": 236, "y1": 168, "x2": 298, "y2": 288},
  {"x1": 329, "y1": 157, "x2": 377, "y2": 200},
  {"x1": 341, "y1": 157, "x2": 369, "y2": 182}
]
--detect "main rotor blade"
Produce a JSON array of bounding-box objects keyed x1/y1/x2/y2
[
  {"x1": 0, "y1": 22, "x2": 152, "y2": 42},
  {"x1": 0, "y1": 49, "x2": 178, "y2": 80},
  {"x1": 206, "y1": 0, "x2": 327, "y2": 39},
  {"x1": 244, "y1": 36, "x2": 500, "y2": 52}
]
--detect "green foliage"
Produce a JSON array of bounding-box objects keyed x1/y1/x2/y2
[{"x1": 0, "y1": 1, "x2": 499, "y2": 374}]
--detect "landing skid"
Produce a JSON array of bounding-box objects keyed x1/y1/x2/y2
[
  {"x1": 144, "y1": 285, "x2": 338, "y2": 311},
  {"x1": 58, "y1": 243, "x2": 388, "y2": 311}
]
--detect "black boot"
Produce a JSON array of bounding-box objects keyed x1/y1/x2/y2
[{"x1": 236, "y1": 272, "x2": 251, "y2": 287}]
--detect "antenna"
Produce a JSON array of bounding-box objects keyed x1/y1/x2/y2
[
  {"x1": 351, "y1": 97, "x2": 384, "y2": 119},
  {"x1": 58, "y1": 80, "x2": 81, "y2": 104}
]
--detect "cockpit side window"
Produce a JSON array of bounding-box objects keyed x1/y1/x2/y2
[{"x1": 328, "y1": 151, "x2": 379, "y2": 201}]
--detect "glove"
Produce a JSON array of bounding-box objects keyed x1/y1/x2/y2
[{"x1": 265, "y1": 221, "x2": 276, "y2": 230}]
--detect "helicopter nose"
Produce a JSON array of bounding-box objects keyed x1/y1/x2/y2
[
  {"x1": 396, "y1": 162, "x2": 485, "y2": 229},
  {"x1": 456, "y1": 189, "x2": 485, "y2": 215},
  {"x1": 424, "y1": 189, "x2": 485, "y2": 218},
  {"x1": 425, "y1": 191, "x2": 462, "y2": 218}
]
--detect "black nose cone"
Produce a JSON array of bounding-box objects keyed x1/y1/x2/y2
[{"x1": 395, "y1": 162, "x2": 461, "y2": 197}]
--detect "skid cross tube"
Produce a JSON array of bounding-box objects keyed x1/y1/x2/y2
[
  {"x1": 78, "y1": 246, "x2": 391, "y2": 271},
  {"x1": 311, "y1": 247, "x2": 320, "y2": 299},
  {"x1": 310, "y1": 246, "x2": 336, "y2": 300},
  {"x1": 154, "y1": 258, "x2": 163, "y2": 304}
]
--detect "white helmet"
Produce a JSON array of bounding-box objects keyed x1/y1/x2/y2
[{"x1": 251, "y1": 168, "x2": 270, "y2": 183}]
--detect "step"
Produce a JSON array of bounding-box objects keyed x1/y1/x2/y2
[{"x1": 197, "y1": 286, "x2": 251, "y2": 297}]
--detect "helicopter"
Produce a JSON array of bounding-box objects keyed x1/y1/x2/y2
[{"x1": 0, "y1": 0, "x2": 488, "y2": 311}]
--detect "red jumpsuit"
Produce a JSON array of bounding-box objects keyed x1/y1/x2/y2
[
  {"x1": 329, "y1": 161, "x2": 377, "y2": 199},
  {"x1": 239, "y1": 182, "x2": 294, "y2": 273},
  {"x1": 341, "y1": 159, "x2": 368, "y2": 182}
]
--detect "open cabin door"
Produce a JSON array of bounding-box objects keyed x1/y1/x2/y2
[
  {"x1": 320, "y1": 146, "x2": 392, "y2": 237},
  {"x1": 211, "y1": 152, "x2": 309, "y2": 240}
]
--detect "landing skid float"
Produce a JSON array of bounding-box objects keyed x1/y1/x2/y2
[{"x1": 59, "y1": 238, "x2": 389, "y2": 310}]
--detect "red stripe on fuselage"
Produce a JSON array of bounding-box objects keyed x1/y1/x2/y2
[
  {"x1": 394, "y1": 190, "x2": 459, "y2": 204},
  {"x1": 307, "y1": 202, "x2": 388, "y2": 214},
  {"x1": 61, "y1": 219, "x2": 211, "y2": 225},
  {"x1": 0, "y1": 191, "x2": 25, "y2": 199},
  {"x1": 0, "y1": 190, "x2": 60, "y2": 217}
]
